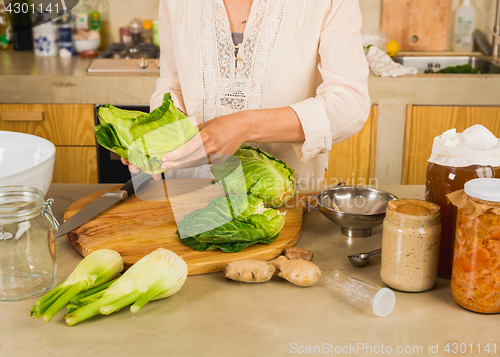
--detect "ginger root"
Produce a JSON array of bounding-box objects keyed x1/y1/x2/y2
[
  {"x1": 272, "y1": 256, "x2": 321, "y2": 287},
  {"x1": 224, "y1": 259, "x2": 275, "y2": 283},
  {"x1": 284, "y1": 247, "x2": 313, "y2": 261}
]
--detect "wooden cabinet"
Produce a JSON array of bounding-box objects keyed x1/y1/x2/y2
[
  {"x1": 403, "y1": 105, "x2": 500, "y2": 185},
  {"x1": 324, "y1": 106, "x2": 377, "y2": 186},
  {"x1": 0, "y1": 104, "x2": 98, "y2": 183}
]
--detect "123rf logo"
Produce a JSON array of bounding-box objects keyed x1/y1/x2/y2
[{"x1": 4, "y1": 0, "x2": 80, "y2": 32}]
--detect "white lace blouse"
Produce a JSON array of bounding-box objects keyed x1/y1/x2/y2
[{"x1": 150, "y1": 0, "x2": 371, "y2": 184}]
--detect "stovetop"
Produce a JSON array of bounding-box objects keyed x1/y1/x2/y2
[
  {"x1": 101, "y1": 42, "x2": 160, "y2": 59},
  {"x1": 87, "y1": 42, "x2": 161, "y2": 74}
]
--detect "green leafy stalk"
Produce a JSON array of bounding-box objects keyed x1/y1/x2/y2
[
  {"x1": 70, "y1": 278, "x2": 118, "y2": 303},
  {"x1": 65, "y1": 249, "x2": 188, "y2": 326},
  {"x1": 31, "y1": 250, "x2": 123, "y2": 323},
  {"x1": 42, "y1": 281, "x2": 88, "y2": 323}
]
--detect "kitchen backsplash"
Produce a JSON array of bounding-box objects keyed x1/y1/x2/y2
[
  {"x1": 108, "y1": 0, "x2": 496, "y2": 51},
  {"x1": 0, "y1": 0, "x2": 495, "y2": 51}
]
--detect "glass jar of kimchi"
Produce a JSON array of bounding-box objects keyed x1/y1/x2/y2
[{"x1": 448, "y1": 178, "x2": 500, "y2": 314}]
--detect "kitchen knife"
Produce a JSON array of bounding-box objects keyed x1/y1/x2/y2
[{"x1": 56, "y1": 172, "x2": 153, "y2": 238}]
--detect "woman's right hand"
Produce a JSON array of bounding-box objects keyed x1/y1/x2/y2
[{"x1": 120, "y1": 158, "x2": 162, "y2": 180}]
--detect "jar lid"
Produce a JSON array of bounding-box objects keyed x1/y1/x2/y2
[{"x1": 464, "y1": 178, "x2": 500, "y2": 202}]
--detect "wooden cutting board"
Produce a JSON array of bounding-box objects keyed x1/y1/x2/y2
[
  {"x1": 381, "y1": 0, "x2": 451, "y2": 51},
  {"x1": 64, "y1": 179, "x2": 309, "y2": 275}
]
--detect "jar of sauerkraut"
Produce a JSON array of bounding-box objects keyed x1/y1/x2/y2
[
  {"x1": 380, "y1": 199, "x2": 441, "y2": 292},
  {"x1": 448, "y1": 178, "x2": 500, "y2": 314}
]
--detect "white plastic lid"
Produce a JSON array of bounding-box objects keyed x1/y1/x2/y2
[
  {"x1": 464, "y1": 178, "x2": 500, "y2": 202},
  {"x1": 372, "y1": 288, "x2": 396, "y2": 317}
]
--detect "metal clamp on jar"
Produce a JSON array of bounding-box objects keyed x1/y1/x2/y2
[{"x1": 0, "y1": 186, "x2": 59, "y2": 301}]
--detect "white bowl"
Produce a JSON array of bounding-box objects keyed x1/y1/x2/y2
[
  {"x1": 0, "y1": 131, "x2": 56, "y2": 196},
  {"x1": 73, "y1": 39, "x2": 100, "y2": 53}
]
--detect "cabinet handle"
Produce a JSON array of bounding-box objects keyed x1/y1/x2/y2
[{"x1": 1, "y1": 111, "x2": 44, "y2": 122}]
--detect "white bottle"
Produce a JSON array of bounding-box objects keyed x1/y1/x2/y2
[{"x1": 453, "y1": 0, "x2": 476, "y2": 52}]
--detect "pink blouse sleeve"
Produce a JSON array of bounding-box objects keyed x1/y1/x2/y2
[{"x1": 289, "y1": 0, "x2": 371, "y2": 162}]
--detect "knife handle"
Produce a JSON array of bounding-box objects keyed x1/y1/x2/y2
[{"x1": 120, "y1": 172, "x2": 153, "y2": 199}]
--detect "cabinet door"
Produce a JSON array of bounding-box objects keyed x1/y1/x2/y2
[
  {"x1": 324, "y1": 106, "x2": 377, "y2": 186},
  {"x1": 0, "y1": 104, "x2": 95, "y2": 146},
  {"x1": 53, "y1": 147, "x2": 98, "y2": 184},
  {"x1": 403, "y1": 105, "x2": 500, "y2": 185},
  {"x1": 0, "y1": 104, "x2": 98, "y2": 183}
]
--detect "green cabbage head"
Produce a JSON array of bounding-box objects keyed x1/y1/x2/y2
[
  {"x1": 212, "y1": 145, "x2": 295, "y2": 208},
  {"x1": 94, "y1": 93, "x2": 199, "y2": 175}
]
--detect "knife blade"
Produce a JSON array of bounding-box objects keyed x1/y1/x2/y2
[{"x1": 56, "y1": 172, "x2": 153, "y2": 238}]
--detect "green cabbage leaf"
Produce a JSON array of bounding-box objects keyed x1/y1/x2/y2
[
  {"x1": 94, "y1": 93, "x2": 199, "y2": 175},
  {"x1": 212, "y1": 145, "x2": 295, "y2": 207},
  {"x1": 177, "y1": 194, "x2": 285, "y2": 253}
]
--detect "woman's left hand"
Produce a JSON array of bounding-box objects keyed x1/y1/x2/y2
[{"x1": 160, "y1": 111, "x2": 249, "y2": 170}]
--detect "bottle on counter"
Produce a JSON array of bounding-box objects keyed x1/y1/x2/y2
[
  {"x1": 447, "y1": 178, "x2": 500, "y2": 314},
  {"x1": 425, "y1": 125, "x2": 500, "y2": 278},
  {"x1": 453, "y1": 0, "x2": 476, "y2": 52},
  {"x1": 152, "y1": 20, "x2": 159, "y2": 47},
  {"x1": 89, "y1": 0, "x2": 110, "y2": 50},
  {"x1": 9, "y1": 0, "x2": 33, "y2": 51},
  {"x1": 325, "y1": 268, "x2": 396, "y2": 317},
  {"x1": 57, "y1": 13, "x2": 73, "y2": 57},
  {"x1": 141, "y1": 19, "x2": 152, "y2": 43},
  {"x1": 380, "y1": 199, "x2": 442, "y2": 292},
  {"x1": 0, "y1": 4, "x2": 13, "y2": 50},
  {"x1": 129, "y1": 18, "x2": 142, "y2": 44},
  {"x1": 72, "y1": 0, "x2": 90, "y2": 32}
]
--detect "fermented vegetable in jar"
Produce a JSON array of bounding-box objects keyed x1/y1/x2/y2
[
  {"x1": 380, "y1": 199, "x2": 441, "y2": 292},
  {"x1": 448, "y1": 178, "x2": 500, "y2": 314},
  {"x1": 425, "y1": 125, "x2": 500, "y2": 278},
  {"x1": 426, "y1": 163, "x2": 500, "y2": 278}
]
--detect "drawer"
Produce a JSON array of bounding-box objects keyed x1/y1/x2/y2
[
  {"x1": 52, "y1": 146, "x2": 98, "y2": 184},
  {"x1": 0, "y1": 104, "x2": 95, "y2": 146}
]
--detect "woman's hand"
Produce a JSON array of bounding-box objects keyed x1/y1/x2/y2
[
  {"x1": 120, "y1": 158, "x2": 162, "y2": 181},
  {"x1": 160, "y1": 111, "x2": 249, "y2": 170}
]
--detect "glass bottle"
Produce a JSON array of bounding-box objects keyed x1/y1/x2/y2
[
  {"x1": 0, "y1": 186, "x2": 59, "y2": 301},
  {"x1": 0, "y1": 4, "x2": 13, "y2": 50},
  {"x1": 89, "y1": 0, "x2": 110, "y2": 49},
  {"x1": 9, "y1": 0, "x2": 33, "y2": 51},
  {"x1": 72, "y1": 0, "x2": 90, "y2": 31},
  {"x1": 381, "y1": 199, "x2": 441, "y2": 292},
  {"x1": 141, "y1": 19, "x2": 152, "y2": 43}
]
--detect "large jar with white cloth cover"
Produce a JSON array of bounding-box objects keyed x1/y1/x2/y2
[{"x1": 425, "y1": 125, "x2": 500, "y2": 278}]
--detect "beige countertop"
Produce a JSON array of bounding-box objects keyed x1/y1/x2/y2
[
  {"x1": 1, "y1": 184, "x2": 498, "y2": 357},
  {"x1": 1, "y1": 50, "x2": 500, "y2": 185}
]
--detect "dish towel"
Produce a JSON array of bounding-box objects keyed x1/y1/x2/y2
[{"x1": 366, "y1": 46, "x2": 417, "y2": 77}]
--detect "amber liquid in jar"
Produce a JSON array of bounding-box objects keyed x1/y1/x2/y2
[
  {"x1": 451, "y1": 209, "x2": 500, "y2": 314},
  {"x1": 425, "y1": 163, "x2": 500, "y2": 278}
]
